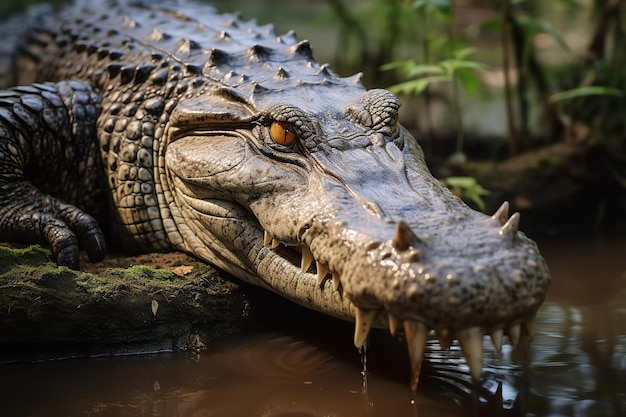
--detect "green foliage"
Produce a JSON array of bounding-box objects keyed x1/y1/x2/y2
[
  {"x1": 550, "y1": 86, "x2": 623, "y2": 102},
  {"x1": 383, "y1": 47, "x2": 486, "y2": 96},
  {"x1": 443, "y1": 176, "x2": 489, "y2": 211},
  {"x1": 369, "y1": 0, "x2": 626, "y2": 159}
]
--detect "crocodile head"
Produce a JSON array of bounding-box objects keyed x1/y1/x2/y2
[{"x1": 163, "y1": 83, "x2": 550, "y2": 389}]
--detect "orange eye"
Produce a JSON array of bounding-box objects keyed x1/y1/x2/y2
[{"x1": 270, "y1": 121, "x2": 297, "y2": 146}]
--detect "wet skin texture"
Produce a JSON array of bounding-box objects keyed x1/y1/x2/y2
[{"x1": 0, "y1": 0, "x2": 549, "y2": 388}]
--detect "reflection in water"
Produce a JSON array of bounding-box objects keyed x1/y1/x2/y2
[
  {"x1": 0, "y1": 236, "x2": 625, "y2": 417},
  {"x1": 529, "y1": 236, "x2": 626, "y2": 417}
]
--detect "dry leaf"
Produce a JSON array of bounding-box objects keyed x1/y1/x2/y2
[
  {"x1": 172, "y1": 265, "x2": 194, "y2": 276},
  {"x1": 151, "y1": 299, "x2": 159, "y2": 317}
]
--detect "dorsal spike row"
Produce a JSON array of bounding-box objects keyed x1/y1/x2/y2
[
  {"x1": 239, "y1": 81, "x2": 268, "y2": 97},
  {"x1": 207, "y1": 48, "x2": 229, "y2": 67},
  {"x1": 343, "y1": 72, "x2": 363, "y2": 86},
  {"x1": 261, "y1": 23, "x2": 275, "y2": 36},
  {"x1": 315, "y1": 63, "x2": 333, "y2": 77},
  {"x1": 274, "y1": 67, "x2": 289, "y2": 79},
  {"x1": 222, "y1": 19, "x2": 238, "y2": 28},
  {"x1": 276, "y1": 29, "x2": 297, "y2": 44},
  {"x1": 147, "y1": 27, "x2": 171, "y2": 42},
  {"x1": 291, "y1": 40, "x2": 313, "y2": 58},
  {"x1": 246, "y1": 44, "x2": 271, "y2": 61},
  {"x1": 177, "y1": 38, "x2": 201, "y2": 54},
  {"x1": 216, "y1": 31, "x2": 232, "y2": 41}
]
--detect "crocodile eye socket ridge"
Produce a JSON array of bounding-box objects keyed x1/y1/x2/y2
[
  {"x1": 270, "y1": 121, "x2": 297, "y2": 146},
  {"x1": 391, "y1": 113, "x2": 399, "y2": 134}
]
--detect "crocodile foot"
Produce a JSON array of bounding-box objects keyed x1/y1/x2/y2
[{"x1": 0, "y1": 182, "x2": 106, "y2": 269}]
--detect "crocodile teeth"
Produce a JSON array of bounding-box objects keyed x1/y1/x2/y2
[
  {"x1": 271, "y1": 238, "x2": 281, "y2": 248},
  {"x1": 263, "y1": 231, "x2": 272, "y2": 246},
  {"x1": 457, "y1": 326, "x2": 484, "y2": 382},
  {"x1": 490, "y1": 328, "x2": 504, "y2": 352},
  {"x1": 387, "y1": 313, "x2": 399, "y2": 336},
  {"x1": 316, "y1": 262, "x2": 329, "y2": 285},
  {"x1": 523, "y1": 315, "x2": 537, "y2": 340},
  {"x1": 301, "y1": 246, "x2": 313, "y2": 273},
  {"x1": 404, "y1": 320, "x2": 429, "y2": 392},
  {"x1": 491, "y1": 201, "x2": 510, "y2": 225},
  {"x1": 508, "y1": 323, "x2": 521, "y2": 345},
  {"x1": 331, "y1": 273, "x2": 341, "y2": 291},
  {"x1": 436, "y1": 328, "x2": 452, "y2": 350},
  {"x1": 354, "y1": 308, "x2": 378, "y2": 349}
]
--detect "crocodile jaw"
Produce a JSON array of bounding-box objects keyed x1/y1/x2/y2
[
  {"x1": 163, "y1": 88, "x2": 550, "y2": 389},
  {"x1": 165, "y1": 127, "x2": 550, "y2": 389}
]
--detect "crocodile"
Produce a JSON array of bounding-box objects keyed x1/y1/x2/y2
[{"x1": 0, "y1": 0, "x2": 550, "y2": 389}]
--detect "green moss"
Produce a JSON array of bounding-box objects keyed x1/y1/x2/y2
[
  {"x1": 0, "y1": 243, "x2": 248, "y2": 350},
  {"x1": 122, "y1": 265, "x2": 176, "y2": 281},
  {"x1": 0, "y1": 245, "x2": 53, "y2": 271}
]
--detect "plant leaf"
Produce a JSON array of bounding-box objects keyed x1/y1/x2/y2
[
  {"x1": 389, "y1": 74, "x2": 452, "y2": 95},
  {"x1": 406, "y1": 64, "x2": 446, "y2": 77},
  {"x1": 380, "y1": 60, "x2": 416, "y2": 72},
  {"x1": 550, "y1": 86, "x2": 623, "y2": 102},
  {"x1": 456, "y1": 67, "x2": 482, "y2": 97}
]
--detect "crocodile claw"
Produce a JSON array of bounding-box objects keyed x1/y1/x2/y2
[{"x1": 0, "y1": 183, "x2": 105, "y2": 270}]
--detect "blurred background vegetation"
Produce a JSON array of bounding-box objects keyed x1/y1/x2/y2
[{"x1": 1, "y1": 0, "x2": 625, "y2": 230}]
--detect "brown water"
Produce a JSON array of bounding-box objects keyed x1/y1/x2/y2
[{"x1": 1, "y1": 236, "x2": 625, "y2": 417}]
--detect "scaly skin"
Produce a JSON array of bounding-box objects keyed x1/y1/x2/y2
[{"x1": 0, "y1": 1, "x2": 550, "y2": 388}]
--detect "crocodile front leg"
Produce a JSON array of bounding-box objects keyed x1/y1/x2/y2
[{"x1": 0, "y1": 81, "x2": 106, "y2": 269}]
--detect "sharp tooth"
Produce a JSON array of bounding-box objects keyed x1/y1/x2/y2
[
  {"x1": 436, "y1": 328, "x2": 452, "y2": 350},
  {"x1": 316, "y1": 262, "x2": 328, "y2": 285},
  {"x1": 403, "y1": 320, "x2": 429, "y2": 392},
  {"x1": 301, "y1": 246, "x2": 313, "y2": 273},
  {"x1": 388, "y1": 313, "x2": 399, "y2": 336},
  {"x1": 271, "y1": 238, "x2": 281, "y2": 248},
  {"x1": 491, "y1": 201, "x2": 509, "y2": 225},
  {"x1": 263, "y1": 231, "x2": 272, "y2": 246},
  {"x1": 332, "y1": 273, "x2": 341, "y2": 291},
  {"x1": 508, "y1": 323, "x2": 521, "y2": 345},
  {"x1": 523, "y1": 315, "x2": 537, "y2": 341},
  {"x1": 490, "y1": 328, "x2": 503, "y2": 352},
  {"x1": 354, "y1": 308, "x2": 378, "y2": 349},
  {"x1": 457, "y1": 327, "x2": 484, "y2": 383}
]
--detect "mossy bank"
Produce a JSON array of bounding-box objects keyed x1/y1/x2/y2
[{"x1": 0, "y1": 244, "x2": 251, "y2": 360}]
